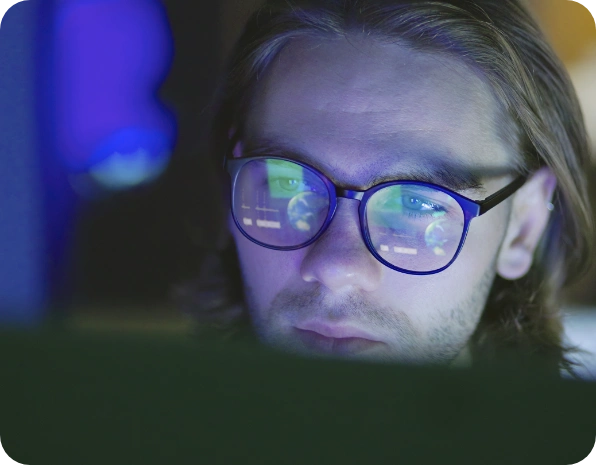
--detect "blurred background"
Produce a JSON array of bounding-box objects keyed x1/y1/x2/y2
[{"x1": 0, "y1": 0, "x2": 595, "y2": 374}]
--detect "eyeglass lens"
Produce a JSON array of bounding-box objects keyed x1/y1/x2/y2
[{"x1": 232, "y1": 158, "x2": 466, "y2": 272}]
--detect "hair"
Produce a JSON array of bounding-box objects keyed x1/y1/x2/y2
[{"x1": 191, "y1": 0, "x2": 594, "y2": 375}]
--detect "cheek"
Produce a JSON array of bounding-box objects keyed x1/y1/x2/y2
[
  {"x1": 231, "y1": 217, "x2": 305, "y2": 309},
  {"x1": 417, "y1": 206, "x2": 507, "y2": 313},
  {"x1": 378, "y1": 209, "x2": 507, "y2": 326}
]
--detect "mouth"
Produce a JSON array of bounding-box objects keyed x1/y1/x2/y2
[{"x1": 293, "y1": 322, "x2": 384, "y2": 356}]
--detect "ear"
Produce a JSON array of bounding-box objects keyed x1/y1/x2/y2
[
  {"x1": 232, "y1": 140, "x2": 243, "y2": 159},
  {"x1": 496, "y1": 167, "x2": 557, "y2": 280},
  {"x1": 227, "y1": 127, "x2": 243, "y2": 159}
]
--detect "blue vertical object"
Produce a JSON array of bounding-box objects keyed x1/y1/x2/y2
[
  {"x1": 0, "y1": 0, "x2": 177, "y2": 323},
  {"x1": 0, "y1": 1, "x2": 46, "y2": 323}
]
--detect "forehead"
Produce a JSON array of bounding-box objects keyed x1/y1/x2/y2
[{"x1": 244, "y1": 35, "x2": 515, "y2": 185}]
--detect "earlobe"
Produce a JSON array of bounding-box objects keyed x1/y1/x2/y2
[
  {"x1": 496, "y1": 167, "x2": 557, "y2": 281},
  {"x1": 497, "y1": 246, "x2": 534, "y2": 280}
]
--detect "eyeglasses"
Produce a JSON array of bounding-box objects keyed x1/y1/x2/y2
[{"x1": 225, "y1": 155, "x2": 526, "y2": 275}]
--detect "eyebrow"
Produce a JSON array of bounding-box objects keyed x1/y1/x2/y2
[{"x1": 242, "y1": 137, "x2": 517, "y2": 195}]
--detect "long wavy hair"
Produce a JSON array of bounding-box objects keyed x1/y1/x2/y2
[{"x1": 184, "y1": 0, "x2": 594, "y2": 375}]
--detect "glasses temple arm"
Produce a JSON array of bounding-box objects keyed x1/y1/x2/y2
[{"x1": 477, "y1": 175, "x2": 527, "y2": 215}]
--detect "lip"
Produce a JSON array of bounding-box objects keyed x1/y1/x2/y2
[
  {"x1": 293, "y1": 321, "x2": 383, "y2": 355},
  {"x1": 296, "y1": 321, "x2": 379, "y2": 340}
]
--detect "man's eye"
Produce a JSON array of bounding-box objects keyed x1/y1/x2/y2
[
  {"x1": 275, "y1": 177, "x2": 302, "y2": 192},
  {"x1": 381, "y1": 194, "x2": 446, "y2": 217},
  {"x1": 402, "y1": 195, "x2": 437, "y2": 212}
]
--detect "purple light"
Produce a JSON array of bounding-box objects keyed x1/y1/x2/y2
[{"x1": 53, "y1": 0, "x2": 176, "y2": 188}]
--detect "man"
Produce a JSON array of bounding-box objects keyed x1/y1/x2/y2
[{"x1": 184, "y1": 0, "x2": 593, "y2": 375}]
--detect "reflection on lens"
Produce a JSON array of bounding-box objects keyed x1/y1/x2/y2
[
  {"x1": 366, "y1": 184, "x2": 465, "y2": 272},
  {"x1": 287, "y1": 191, "x2": 328, "y2": 232},
  {"x1": 425, "y1": 219, "x2": 447, "y2": 256},
  {"x1": 233, "y1": 159, "x2": 330, "y2": 248}
]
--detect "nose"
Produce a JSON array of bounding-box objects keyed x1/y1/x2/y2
[{"x1": 300, "y1": 198, "x2": 383, "y2": 293}]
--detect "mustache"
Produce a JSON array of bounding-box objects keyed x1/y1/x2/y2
[{"x1": 266, "y1": 285, "x2": 417, "y2": 335}]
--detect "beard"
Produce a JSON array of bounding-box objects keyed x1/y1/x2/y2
[{"x1": 243, "y1": 264, "x2": 495, "y2": 365}]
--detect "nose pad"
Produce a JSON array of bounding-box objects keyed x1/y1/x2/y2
[{"x1": 300, "y1": 198, "x2": 383, "y2": 293}]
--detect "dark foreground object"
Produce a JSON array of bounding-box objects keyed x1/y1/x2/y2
[{"x1": 0, "y1": 329, "x2": 594, "y2": 465}]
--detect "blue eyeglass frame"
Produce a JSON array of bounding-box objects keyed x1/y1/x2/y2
[{"x1": 225, "y1": 154, "x2": 527, "y2": 276}]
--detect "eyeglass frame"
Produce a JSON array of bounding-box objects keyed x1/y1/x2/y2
[{"x1": 225, "y1": 150, "x2": 527, "y2": 276}]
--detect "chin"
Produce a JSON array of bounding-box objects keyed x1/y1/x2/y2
[{"x1": 262, "y1": 333, "x2": 446, "y2": 366}]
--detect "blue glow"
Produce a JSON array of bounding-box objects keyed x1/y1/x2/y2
[
  {"x1": 53, "y1": 0, "x2": 176, "y2": 189},
  {"x1": 88, "y1": 127, "x2": 170, "y2": 189}
]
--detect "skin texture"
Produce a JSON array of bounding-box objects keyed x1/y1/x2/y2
[{"x1": 229, "y1": 35, "x2": 556, "y2": 365}]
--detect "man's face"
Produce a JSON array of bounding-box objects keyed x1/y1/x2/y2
[{"x1": 230, "y1": 35, "x2": 518, "y2": 364}]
